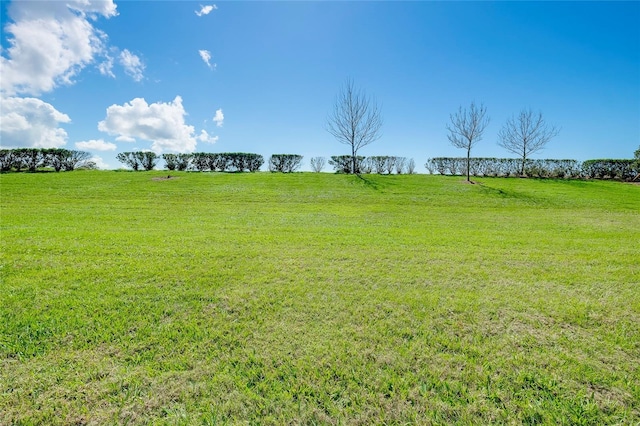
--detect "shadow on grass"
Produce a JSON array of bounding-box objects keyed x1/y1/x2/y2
[
  {"x1": 355, "y1": 173, "x2": 383, "y2": 191},
  {"x1": 477, "y1": 182, "x2": 544, "y2": 205}
]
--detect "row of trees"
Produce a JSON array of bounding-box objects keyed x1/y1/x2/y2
[
  {"x1": 4, "y1": 147, "x2": 635, "y2": 180},
  {"x1": 324, "y1": 79, "x2": 562, "y2": 180},
  {"x1": 582, "y1": 159, "x2": 640, "y2": 180},
  {"x1": 0, "y1": 148, "x2": 94, "y2": 172},
  {"x1": 328, "y1": 155, "x2": 416, "y2": 174},
  {"x1": 115, "y1": 152, "x2": 420, "y2": 175},
  {"x1": 268, "y1": 154, "x2": 303, "y2": 173},
  {"x1": 424, "y1": 157, "x2": 639, "y2": 180},
  {"x1": 117, "y1": 152, "x2": 265, "y2": 172},
  {"x1": 445, "y1": 103, "x2": 561, "y2": 181},
  {"x1": 116, "y1": 150, "x2": 640, "y2": 180}
]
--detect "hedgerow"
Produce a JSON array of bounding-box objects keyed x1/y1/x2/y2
[
  {"x1": 328, "y1": 155, "x2": 415, "y2": 174},
  {"x1": 268, "y1": 154, "x2": 303, "y2": 173},
  {"x1": 0, "y1": 148, "x2": 92, "y2": 172},
  {"x1": 581, "y1": 159, "x2": 638, "y2": 180},
  {"x1": 423, "y1": 157, "x2": 639, "y2": 180},
  {"x1": 179, "y1": 153, "x2": 264, "y2": 172}
]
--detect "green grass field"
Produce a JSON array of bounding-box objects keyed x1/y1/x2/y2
[{"x1": 1, "y1": 171, "x2": 639, "y2": 425}]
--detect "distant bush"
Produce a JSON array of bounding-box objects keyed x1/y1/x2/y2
[
  {"x1": 268, "y1": 154, "x2": 303, "y2": 173},
  {"x1": 162, "y1": 153, "x2": 192, "y2": 171},
  {"x1": 310, "y1": 157, "x2": 326, "y2": 173},
  {"x1": 582, "y1": 159, "x2": 638, "y2": 180},
  {"x1": 329, "y1": 155, "x2": 366, "y2": 174},
  {"x1": 330, "y1": 155, "x2": 412, "y2": 174},
  {"x1": 426, "y1": 157, "x2": 582, "y2": 178},
  {"x1": 116, "y1": 151, "x2": 158, "y2": 171},
  {"x1": 168, "y1": 152, "x2": 264, "y2": 172},
  {"x1": 406, "y1": 158, "x2": 416, "y2": 174},
  {"x1": 0, "y1": 148, "x2": 92, "y2": 172}
]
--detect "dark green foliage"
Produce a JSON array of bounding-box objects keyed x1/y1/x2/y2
[
  {"x1": 175, "y1": 154, "x2": 192, "y2": 171},
  {"x1": 162, "y1": 154, "x2": 178, "y2": 171},
  {"x1": 581, "y1": 159, "x2": 638, "y2": 180},
  {"x1": 0, "y1": 148, "x2": 91, "y2": 172},
  {"x1": 116, "y1": 152, "x2": 141, "y2": 171},
  {"x1": 207, "y1": 153, "x2": 227, "y2": 171},
  {"x1": 268, "y1": 154, "x2": 303, "y2": 173},
  {"x1": 60, "y1": 149, "x2": 91, "y2": 171},
  {"x1": 162, "y1": 153, "x2": 192, "y2": 171},
  {"x1": 329, "y1": 155, "x2": 366, "y2": 173},
  {"x1": 191, "y1": 153, "x2": 209, "y2": 171},
  {"x1": 369, "y1": 156, "x2": 388, "y2": 174},
  {"x1": 42, "y1": 149, "x2": 66, "y2": 172},
  {"x1": 140, "y1": 152, "x2": 158, "y2": 171},
  {"x1": 157, "y1": 153, "x2": 264, "y2": 172},
  {"x1": 0, "y1": 149, "x2": 17, "y2": 172},
  {"x1": 116, "y1": 151, "x2": 158, "y2": 171},
  {"x1": 21, "y1": 148, "x2": 44, "y2": 172}
]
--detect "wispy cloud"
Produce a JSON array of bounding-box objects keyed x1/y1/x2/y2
[
  {"x1": 119, "y1": 49, "x2": 145, "y2": 82},
  {"x1": 97, "y1": 54, "x2": 115, "y2": 78},
  {"x1": 195, "y1": 4, "x2": 217, "y2": 17},
  {"x1": 198, "y1": 50, "x2": 216, "y2": 70},
  {"x1": 213, "y1": 109, "x2": 224, "y2": 127}
]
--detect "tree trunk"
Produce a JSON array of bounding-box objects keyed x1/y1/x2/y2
[{"x1": 352, "y1": 146, "x2": 357, "y2": 175}]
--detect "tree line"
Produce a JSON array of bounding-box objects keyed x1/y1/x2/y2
[
  {"x1": 425, "y1": 157, "x2": 639, "y2": 180},
  {"x1": 324, "y1": 79, "x2": 639, "y2": 181},
  {"x1": 0, "y1": 148, "x2": 95, "y2": 172},
  {"x1": 116, "y1": 152, "x2": 266, "y2": 172},
  {"x1": 3, "y1": 147, "x2": 638, "y2": 181}
]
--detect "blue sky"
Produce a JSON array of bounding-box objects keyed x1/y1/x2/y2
[{"x1": 1, "y1": 1, "x2": 638, "y2": 171}]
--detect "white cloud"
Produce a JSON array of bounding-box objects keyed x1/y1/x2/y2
[
  {"x1": 195, "y1": 4, "x2": 217, "y2": 16},
  {"x1": 119, "y1": 49, "x2": 145, "y2": 82},
  {"x1": 75, "y1": 139, "x2": 117, "y2": 151},
  {"x1": 213, "y1": 109, "x2": 224, "y2": 127},
  {"x1": 116, "y1": 135, "x2": 136, "y2": 142},
  {"x1": 197, "y1": 129, "x2": 218, "y2": 144},
  {"x1": 98, "y1": 53, "x2": 115, "y2": 78},
  {"x1": 198, "y1": 49, "x2": 216, "y2": 70},
  {"x1": 98, "y1": 96, "x2": 208, "y2": 153},
  {"x1": 89, "y1": 155, "x2": 110, "y2": 170},
  {"x1": 0, "y1": 0, "x2": 118, "y2": 96},
  {"x1": 0, "y1": 96, "x2": 70, "y2": 148}
]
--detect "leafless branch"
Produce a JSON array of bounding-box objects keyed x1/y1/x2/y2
[
  {"x1": 446, "y1": 102, "x2": 490, "y2": 181},
  {"x1": 326, "y1": 78, "x2": 383, "y2": 174},
  {"x1": 498, "y1": 109, "x2": 560, "y2": 175}
]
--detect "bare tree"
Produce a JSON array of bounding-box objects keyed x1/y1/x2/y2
[
  {"x1": 446, "y1": 102, "x2": 490, "y2": 182},
  {"x1": 326, "y1": 79, "x2": 383, "y2": 174},
  {"x1": 406, "y1": 158, "x2": 416, "y2": 174},
  {"x1": 310, "y1": 156, "x2": 326, "y2": 173},
  {"x1": 498, "y1": 108, "x2": 560, "y2": 176}
]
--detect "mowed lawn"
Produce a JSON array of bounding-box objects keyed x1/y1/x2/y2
[{"x1": 1, "y1": 171, "x2": 638, "y2": 425}]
